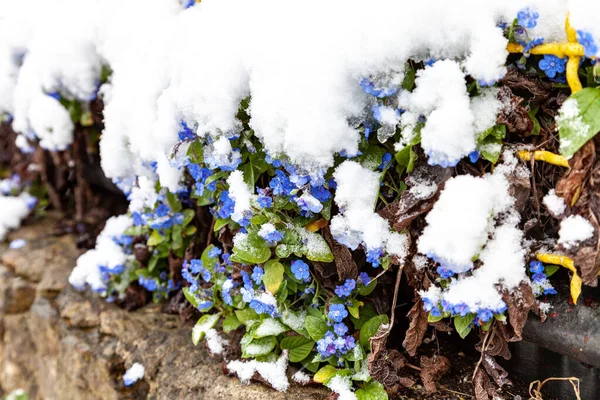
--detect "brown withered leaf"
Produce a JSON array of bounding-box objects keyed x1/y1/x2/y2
[
  {"x1": 378, "y1": 165, "x2": 452, "y2": 232},
  {"x1": 169, "y1": 250, "x2": 183, "y2": 285},
  {"x1": 473, "y1": 369, "x2": 496, "y2": 400},
  {"x1": 476, "y1": 327, "x2": 511, "y2": 360},
  {"x1": 402, "y1": 299, "x2": 429, "y2": 357},
  {"x1": 482, "y1": 353, "x2": 512, "y2": 388},
  {"x1": 430, "y1": 320, "x2": 454, "y2": 333},
  {"x1": 323, "y1": 227, "x2": 358, "y2": 281},
  {"x1": 506, "y1": 165, "x2": 531, "y2": 214},
  {"x1": 369, "y1": 348, "x2": 413, "y2": 395},
  {"x1": 500, "y1": 68, "x2": 554, "y2": 105},
  {"x1": 133, "y1": 243, "x2": 151, "y2": 265},
  {"x1": 502, "y1": 282, "x2": 538, "y2": 341},
  {"x1": 556, "y1": 139, "x2": 595, "y2": 206},
  {"x1": 496, "y1": 87, "x2": 533, "y2": 136},
  {"x1": 419, "y1": 355, "x2": 450, "y2": 393},
  {"x1": 118, "y1": 283, "x2": 149, "y2": 311}
]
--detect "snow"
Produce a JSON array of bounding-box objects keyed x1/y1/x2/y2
[
  {"x1": 331, "y1": 161, "x2": 408, "y2": 260},
  {"x1": 254, "y1": 318, "x2": 287, "y2": 338},
  {"x1": 292, "y1": 370, "x2": 311, "y2": 385},
  {"x1": 205, "y1": 328, "x2": 229, "y2": 355},
  {"x1": 68, "y1": 214, "x2": 132, "y2": 293},
  {"x1": 558, "y1": 215, "x2": 595, "y2": 249},
  {"x1": 417, "y1": 171, "x2": 513, "y2": 273},
  {"x1": 280, "y1": 309, "x2": 306, "y2": 333},
  {"x1": 227, "y1": 350, "x2": 290, "y2": 392},
  {"x1": 0, "y1": 194, "x2": 33, "y2": 240},
  {"x1": 9, "y1": 238, "x2": 26, "y2": 249},
  {"x1": 543, "y1": 189, "x2": 566, "y2": 216},
  {"x1": 123, "y1": 362, "x2": 145, "y2": 386},
  {"x1": 2, "y1": 0, "x2": 594, "y2": 184},
  {"x1": 325, "y1": 375, "x2": 357, "y2": 400},
  {"x1": 227, "y1": 170, "x2": 252, "y2": 224}
]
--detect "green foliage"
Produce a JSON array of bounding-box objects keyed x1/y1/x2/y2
[{"x1": 559, "y1": 87, "x2": 600, "y2": 158}]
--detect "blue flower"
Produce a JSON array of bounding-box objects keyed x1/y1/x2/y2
[
  {"x1": 198, "y1": 301, "x2": 213, "y2": 310},
  {"x1": 359, "y1": 272, "x2": 371, "y2": 286},
  {"x1": 532, "y1": 272, "x2": 546, "y2": 283},
  {"x1": 190, "y1": 259, "x2": 203, "y2": 274},
  {"x1": 468, "y1": 150, "x2": 480, "y2": 164},
  {"x1": 378, "y1": 153, "x2": 392, "y2": 171},
  {"x1": 251, "y1": 266, "x2": 264, "y2": 285},
  {"x1": 269, "y1": 170, "x2": 295, "y2": 196},
  {"x1": 217, "y1": 191, "x2": 235, "y2": 219},
  {"x1": 240, "y1": 270, "x2": 253, "y2": 289},
  {"x1": 200, "y1": 269, "x2": 212, "y2": 283},
  {"x1": 577, "y1": 30, "x2": 598, "y2": 58},
  {"x1": 241, "y1": 287, "x2": 254, "y2": 303},
  {"x1": 222, "y1": 279, "x2": 235, "y2": 305},
  {"x1": 529, "y1": 261, "x2": 544, "y2": 274},
  {"x1": 295, "y1": 193, "x2": 323, "y2": 216},
  {"x1": 429, "y1": 307, "x2": 442, "y2": 318},
  {"x1": 333, "y1": 323, "x2": 348, "y2": 336},
  {"x1": 366, "y1": 247, "x2": 383, "y2": 268},
  {"x1": 436, "y1": 266, "x2": 454, "y2": 279},
  {"x1": 178, "y1": 121, "x2": 195, "y2": 141},
  {"x1": 155, "y1": 204, "x2": 170, "y2": 217},
  {"x1": 258, "y1": 225, "x2": 284, "y2": 245},
  {"x1": 303, "y1": 287, "x2": 315, "y2": 295},
  {"x1": 249, "y1": 299, "x2": 277, "y2": 317},
  {"x1": 543, "y1": 287, "x2": 557, "y2": 295},
  {"x1": 539, "y1": 55, "x2": 566, "y2": 79},
  {"x1": 517, "y1": 7, "x2": 539, "y2": 29},
  {"x1": 422, "y1": 297, "x2": 436, "y2": 312},
  {"x1": 208, "y1": 247, "x2": 222, "y2": 258},
  {"x1": 291, "y1": 260, "x2": 311, "y2": 282},
  {"x1": 477, "y1": 309, "x2": 494, "y2": 323},
  {"x1": 334, "y1": 279, "x2": 356, "y2": 298},
  {"x1": 316, "y1": 331, "x2": 336, "y2": 357},
  {"x1": 310, "y1": 185, "x2": 332, "y2": 202},
  {"x1": 328, "y1": 304, "x2": 348, "y2": 323},
  {"x1": 453, "y1": 303, "x2": 470, "y2": 317},
  {"x1": 139, "y1": 277, "x2": 157, "y2": 292},
  {"x1": 257, "y1": 188, "x2": 273, "y2": 208}
]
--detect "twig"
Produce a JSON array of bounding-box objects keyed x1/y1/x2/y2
[
  {"x1": 472, "y1": 320, "x2": 495, "y2": 382},
  {"x1": 405, "y1": 362, "x2": 422, "y2": 372},
  {"x1": 529, "y1": 377, "x2": 581, "y2": 400}
]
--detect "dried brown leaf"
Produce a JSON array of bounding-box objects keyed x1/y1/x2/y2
[
  {"x1": 500, "y1": 69, "x2": 554, "y2": 105},
  {"x1": 323, "y1": 227, "x2": 358, "y2": 281},
  {"x1": 402, "y1": 300, "x2": 428, "y2": 357},
  {"x1": 481, "y1": 353, "x2": 512, "y2": 388},
  {"x1": 429, "y1": 320, "x2": 454, "y2": 332},
  {"x1": 556, "y1": 139, "x2": 595, "y2": 206},
  {"x1": 419, "y1": 355, "x2": 450, "y2": 393},
  {"x1": 473, "y1": 369, "x2": 497, "y2": 400},
  {"x1": 496, "y1": 87, "x2": 534, "y2": 136},
  {"x1": 502, "y1": 282, "x2": 538, "y2": 342}
]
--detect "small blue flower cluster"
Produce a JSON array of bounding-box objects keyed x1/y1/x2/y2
[
  {"x1": 517, "y1": 7, "x2": 539, "y2": 29},
  {"x1": 188, "y1": 163, "x2": 216, "y2": 196},
  {"x1": 316, "y1": 304, "x2": 356, "y2": 361},
  {"x1": 529, "y1": 261, "x2": 557, "y2": 296},
  {"x1": 182, "y1": 248, "x2": 232, "y2": 309},
  {"x1": 291, "y1": 260, "x2": 311, "y2": 282},
  {"x1": 334, "y1": 279, "x2": 356, "y2": 298},
  {"x1": 539, "y1": 55, "x2": 566, "y2": 79},
  {"x1": 359, "y1": 78, "x2": 398, "y2": 98},
  {"x1": 577, "y1": 30, "x2": 598, "y2": 58}
]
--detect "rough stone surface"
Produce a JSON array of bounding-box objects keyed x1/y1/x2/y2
[{"x1": 0, "y1": 217, "x2": 329, "y2": 399}]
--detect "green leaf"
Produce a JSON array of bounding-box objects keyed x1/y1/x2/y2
[
  {"x1": 348, "y1": 302, "x2": 361, "y2": 319},
  {"x1": 192, "y1": 313, "x2": 221, "y2": 345},
  {"x1": 235, "y1": 308, "x2": 260, "y2": 325},
  {"x1": 545, "y1": 264, "x2": 560, "y2": 278},
  {"x1": 350, "y1": 303, "x2": 377, "y2": 330},
  {"x1": 242, "y1": 151, "x2": 270, "y2": 187},
  {"x1": 171, "y1": 224, "x2": 183, "y2": 250},
  {"x1": 242, "y1": 336, "x2": 278, "y2": 357},
  {"x1": 298, "y1": 228, "x2": 334, "y2": 262},
  {"x1": 395, "y1": 145, "x2": 417, "y2": 174},
  {"x1": 359, "y1": 315, "x2": 389, "y2": 351},
  {"x1": 223, "y1": 313, "x2": 242, "y2": 333},
  {"x1": 356, "y1": 147, "x2": 386, "y2": 171},
  {"x1": 477, "y1": 124, "x2": 506, "y2": 163},
  {"x1": 528, "y1": 107, "x2": 541, "y2": 136},
  {"x1": 182, "y1": 209, "x2": 195, "y2": 226},
  {"x1": 183, "y1": 225, "x2": 197, "y2": 236},
  {"x1": 345, "y1": 343, "x2": 365, "y2": 362},
  {"x1": 182, "y1": 287, "x2": 200, "y2": 308},
  {"x1": 313, "y1": 365, "x2": 337, "y2": 384},
  {"x1": 356, "y1": 380, "x2": 388, "y2": 400},
  {"x1": 213, "y1": 218, "x2": 230, "y2": 232},
  {"x1": 357, "y1": 279, "x2": 377, "y2": 296},
  {"x1": 280, "y1": 336, "x2": 315, "y2": 362},
  {"x1": 231, "y1": 233, "x2": 272, "y2": 264},
  {"x1": 263, "y1": 259, "x2": 285, "y2": 294},
  {"x1": 166, "y1": 192, "x2": 182, "y2": 212},
  {"x1": 428, "y1": 313, "x2": 444, "y2": 323},
  {"x1": 147, "y1": 255, "x2": 159, "y2": 272},
  {"x1": 454, "y1": 314, "x2": 475, "y2": 339},
  {"x1": 402, "y1": 62, "x2": 415, "y2": 91},
  {"x1": 559, "y1": 87, "x2": 600, "y2": 158},
  {"x1": 147, "y1": 229, "x2": 166, "y2": 247},
  {"x1": 187, "y1": 141, "x2": 204, "y2": 164},
  {"x1": 305, "y1": 315, "x2": 330, "y2": 341}
]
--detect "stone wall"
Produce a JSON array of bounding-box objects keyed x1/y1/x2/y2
[{"x1": 0, "y1": 216, "x2": 327, "y2": 399}]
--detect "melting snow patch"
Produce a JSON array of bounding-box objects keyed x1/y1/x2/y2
[
  {"x1": 543, "y1": 189, "x2": 566, "y2": 216},
  {"x1": 292, "y1": 370, "x2": 311, "y2": 385},
  {"x1": 325, "y1": 375, "x2": 357, "y2": 400},
  {"x1": 205, "y1": 328, "x2": 229, "y2": 355},
  {"x1": 227, "y1": 350, "x2": 290, "y2": 392},
  {"x1": 123, "y1": 362, "x2": 145, "y2": 386},
  {"x1": 559, "y1": 215, "x2": 594, "y2": 249}
]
